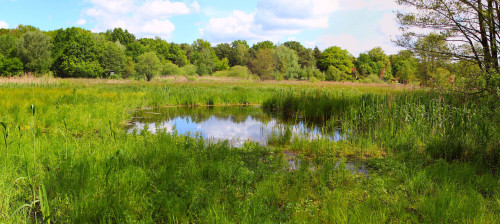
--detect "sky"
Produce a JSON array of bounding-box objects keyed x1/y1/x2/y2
[{"x1": 0, "y1": 0, "x2": 405, "y2": 55}]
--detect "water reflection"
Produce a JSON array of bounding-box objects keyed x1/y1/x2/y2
[{"x1": 127, "y1": 106, "x2": 342, "y2": 147}]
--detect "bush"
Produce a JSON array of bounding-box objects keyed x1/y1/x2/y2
[
  {"x1": 163, "y1": 61, "x2": 182, "y2": 76},
  {"x1": 109, "y1": 73, "x2": 121, "y2": 80},
  {"x1": 325, "y1": 66, "x2": 342, "y2": 81},
  {"x1": 309, "y1": 77, "x2": 319, "y2": 83},
  {"x1": 360, "y1": 74, "x2": 384, "y2": 83},
  {"x1": 181, "y1": 64, "x2": 197, "y2": 76},
  {"x1": 0, "y1": 56, "x2": 24, "y2": 77},
  {"x1": 213, "y1": 66, "x2": 250, "y2": 79},
  {"x1": 229, "y1": 65, "x2": 249, "y2": 78}
]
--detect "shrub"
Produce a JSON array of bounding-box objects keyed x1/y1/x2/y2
[
  {"x1": 163, "y1": 61, "x2": 182, "y2": 76},
  {"x1": 0, "y1": 57, "x2": 24, "y2": 77},
  {"x1": 309, "y1": 77, "x2": 319, "y2": 83},
  {"x1": 181, "y1": 64, "x2": 197, "y2": 76},
  {"x1": 325, "y1": 66, "x2": 342, "y2": 81}
]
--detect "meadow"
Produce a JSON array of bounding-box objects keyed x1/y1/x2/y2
[{"x1": 0, "y1": 77, "x2": 498, "y2": 223}]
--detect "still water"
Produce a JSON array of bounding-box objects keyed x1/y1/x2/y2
[{"x1": 127, "y1": 106, "x2": 342, "y2": 147}]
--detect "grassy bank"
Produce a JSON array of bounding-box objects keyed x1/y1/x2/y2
[{"x1": 0, "y1": 78, "x2": 498, "y2": 223}]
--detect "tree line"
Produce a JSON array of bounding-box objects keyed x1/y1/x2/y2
[{"x1": 0, "y1": 24, "x2": 481, "y2": 87}]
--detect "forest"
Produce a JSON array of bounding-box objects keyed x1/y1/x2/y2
[{"x1": 0, "y1": 24, "x2": 470, "y2": 87}]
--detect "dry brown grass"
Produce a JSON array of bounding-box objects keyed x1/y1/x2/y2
[{"x1": 0, "y1": 75, "x2": 419, "y2": 93}]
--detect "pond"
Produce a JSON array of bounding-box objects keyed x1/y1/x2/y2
[{"x1": 127, "y1": 105, "x2": 342, "y2": 147}]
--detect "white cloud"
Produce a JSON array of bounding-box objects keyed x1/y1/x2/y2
[
  {"x1": 378, "y1": 13, "x2": 400, "y2": 37},
  {"x1": 76, "y1": 19, "x2": 87, "y2": 25},
  {"x1": 202, "y1": 10, "x2": 300, "y2": 43},
  {"x1": 0, "y1": 21, "x2": 8, "y2": 29},
  {"x1": 201, "y1": 0, "x2": 339, "y2": 43},
  {"x1": 314, "y1": 11, "x2": 404, "y2": 55},
  {"x1": 84, "y1": 0, "x2": 199, "y2": 40},
  {"x1": 340, "y1": 0, "x2": 399, "y2": 11},
  {"x1": 255, "y1": 0, "x2": 339, "y2": 30}
]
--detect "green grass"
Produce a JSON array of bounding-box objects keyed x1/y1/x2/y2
[{"x1": 0, "y1": 79, "x2": 498, "y2": 223}]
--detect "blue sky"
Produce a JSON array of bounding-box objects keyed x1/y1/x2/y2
[{"x1": 0, "y1": 0, "x2": 404, "y2": 55}]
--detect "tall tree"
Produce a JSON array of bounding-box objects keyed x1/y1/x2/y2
[
  {"x1": 105, "y1": 28, "x2": 136, "y2": 46},
  {"x1": 275, "y1": 45, "x2": 300, "y2": 79},
  {"x1": 317, "y1": 46, "x2": 354, "y2": 73},
  {"x1": 52, "y1": 27, "x2": 103, "y2": 78},
  {"x1": 99, "y1": 41, "x2": 127, "y2": 76},
  {"x1": 249, "y1": 48, "x2": 276, "y2": 80},
  {"x1": 17, "y1": 31, "x2": 52, "y2": 73},
  {"x1": 397, "y1": 0, "x2": 500, "y2": 96},
  {"x1": 231, "y1": 40, "x2": 250, "y2": 66},
  {"x1": 367, "y1": 47, "x2": 392, "y2": 79},
  {"x1": 136, "y1": 52, "x2": 162, "y2": 81}
]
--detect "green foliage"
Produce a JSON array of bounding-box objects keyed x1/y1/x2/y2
[
  {"x1": 251, "y1": 41, "x2": 275, "y2": 51},
  {"x1": 0, "y1": 81, "x2": 498, "y2": 223},
  {"x1": 0, "y1": 34, "x2": 18, "y2": 57},
  {"x1": 275, "y1": 45, "x2": 300, "y2": 80},
  {"x1": 18, "y1": 31, "x2": 52, "y2": 73},
  {"x1": 392, "y1": 50, "x2": 418, "y2": 83},
  {"x1": 360, "y1": 74, "x2": 384, "y2": 83},
  {"x1": 214, "y1": 43, "x2": 232, "y2": 62},
  {"x1": 231, "y1": 41, "x2": 250, "y2": 66},
  {"x1": 0, "y1": 56, "x2": 23, "y2": 76},
  {"x1": 163, "y1": 61, "x2": 182, "y2": 76},
  {"x1": 318, "y1": 46, "x2": 354, "y2": 73},
  {"x1": 355, "y1": 53, "x2": 374, "y2": 76},
  {"x1": 99, "y1": 41, "x2": 126, "y2": 77},
  {"x1": 249, "y1": 49, "x2": 276, "y2": 80},
  {"x1": 414, "y1": 33, "x2": 450, "y2": 82},
  {"x1": 325, "y1": 66, "x2": 342, "y2": 81},
  {"x1": 196, "y1": 48, "x2": 216, "y2": 75},
  {"x1": 212, "y1": 65, "x2": 251, "y2": 79},
  {"x1": 216, "y1": 57, "x2": 230, "y2": 71},
  {"x1": 136, "y1": 52, "x2": 162, "y2": 81},
  {"x1": 52, "y1": 27, "x2": 104, "y2": 78},
  {"x1": 181, "y1": 64, "x2": 197, "y2": 76},
  {"x1": 283, "y1": 41, "x2": 316, "y2": 68},
  {"x1": 105, "y1": 28, "x2": 136, "y2": 46},
  {"x1": 367, "y1": 47, "x2": 391, "y2": 78}
]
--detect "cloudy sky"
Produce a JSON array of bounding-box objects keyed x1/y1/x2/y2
[{"x1": 0, "y1": 0, "x2": 404, "y2": 55}]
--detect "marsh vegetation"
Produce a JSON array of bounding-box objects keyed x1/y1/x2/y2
[{"x1": 0, "y1": 79, "x2": 498, "y2": 223}]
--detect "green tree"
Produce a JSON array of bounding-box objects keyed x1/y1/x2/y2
[
  {"x1": 126, "y1": 42, "x2": 146, "y2": 61},
  {"x1": 283, "y1": 41, "x2": 316, "y2": 68},
  {"x1": 317, "y1": 46, "x2": 354, "y2": 73},
  {"x1": 355, "y1": 53, "x2": 375, "y2": 77},
  {"x1": 413, "y1": 33, "x2": 450, "y2": 83},
  {"x1": 252, "y1": 41, "x2": 275, "y2": 51},
  {"x1": 216, "y1": 57, "x2": 230, "y2": 71},
  {"x1": 180, "y1": 43, "x2": 194, "y2": 64},
  {"x1": 100, "y1": 41, "x2": 127, "y2": 76},
  {"x1": 105, "y1": 28, "x2": 136, "y2": 46},
  {"x1": 391, "y1": 50, "x2": 418, "y2": 83},
  {"x1": 17, "y1": 31, "x2": 52, "y2": 73},
  {"x1": 140, "y1": 37, "x2": 171, "y2": 61},
  {"x1": 52, "y1": 27, "x2": 103, "y2": 78},
  {"x1": 397, "y1": 0, "x2": 500, "y2": 96},
  {"x1": 231, "y1": 41, "x2": 250, "y2": 66},
  {"x1": 367, "y1": 47, "x2": 392, "y2": 80},
  {"x1": 0, "y1": 56, "x2": 23, "y2": 77},
  {"x1": 0, "y1": 35, "x2": 18, "y2": 57},
  {"x1": 214, "y1": 43, "x2": 232, "y2": 62},
  {"x1": 249, "y1": 48, "x2": 276, "y2": 80},
  {"x1": 325, "y1": 66, "x2": 342, "y2": 81},
  {"x1": 275, "y1": 45, "x2": 300, "y2": 80},
  {"x1": 136, "y1": 52, "x2": 162, "y2": 81},
  {"x1": 196, "y1": 48, "x2": 216, "y2": 75}
]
